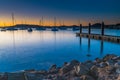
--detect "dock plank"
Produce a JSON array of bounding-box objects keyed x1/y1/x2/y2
[{"x1": 76, "y1": 33, "x2": 120, "y2": 44}]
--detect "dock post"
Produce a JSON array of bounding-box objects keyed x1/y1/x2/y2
[
  {"x1": 80, "y1": 24, "x2": 82, "y2": 34},
  {"x1": 101, "y1": 22, "x2": 104, "y2": 36},
  {"x1": 88, "y1": 23, "x2": 91, "y2": 35}
]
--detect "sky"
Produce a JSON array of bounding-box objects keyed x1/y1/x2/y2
[{"x1": 0, "y1": 0, "x2": 120, "y2": 26}]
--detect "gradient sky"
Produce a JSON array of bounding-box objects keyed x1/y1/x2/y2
[{"x1": 0, "y1": 0, "x2": 120, "y2": 26}]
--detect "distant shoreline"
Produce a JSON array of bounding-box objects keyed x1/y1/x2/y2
[{"x1": 0, "y1": 23, "x2": 120, "y2": 29}]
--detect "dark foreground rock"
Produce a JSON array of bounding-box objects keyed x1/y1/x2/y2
[{"x1": 0, "y1": 54, "x2": 120, "y2": 80}]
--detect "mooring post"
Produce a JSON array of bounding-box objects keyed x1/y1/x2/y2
[
  {"x1": 101, "y1": 22, "x2": 104, "y2": 36},
  {"x1": 80, "y1": 24, "x2": 82, "y2": 34},
  {"x1": 88, "y1": 23, "x2": 91, "y2": 35}
]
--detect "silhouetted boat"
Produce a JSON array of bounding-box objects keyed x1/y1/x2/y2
[
  {"x1": 28, "y1": 28, "x2": 33, "y2": 32},
  {"x1": 36, "y1": 27, "x2": 46, "y2": 30},
  {"x1": 51, "y1": 27, "x2": 58, "y2": 31},
  {"x1": 72, "y1": 27, "x2": 79, "y2": 31},
  {"x1": 1, "y1": 28, "x2": 6, "y2": 32},
  {"x1": 20, "y1": 27, "x2": 27, "y2": 30},
  {"x1": 6, "y1": 28, "x2": 18, "y2": 31},
  {"x1": 59, "y1": 26, "x2": 67, "y2": 30}
]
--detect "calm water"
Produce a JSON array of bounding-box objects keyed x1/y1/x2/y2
[{"x1": 0, "y1": 29, "x2": 120, "y2": 72}]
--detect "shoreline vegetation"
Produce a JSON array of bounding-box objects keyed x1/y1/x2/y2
[{"x1": 0, "y1": 54, "x2": 120, "y2": 80}]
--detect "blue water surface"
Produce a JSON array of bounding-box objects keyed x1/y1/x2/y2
[{"x1": 0, "y1": 29, "x2": 120, "y2": 72}]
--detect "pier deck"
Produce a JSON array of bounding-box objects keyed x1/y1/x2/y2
[{"x1": 76, "y1": 33, "x2": 120, "y2": 44}]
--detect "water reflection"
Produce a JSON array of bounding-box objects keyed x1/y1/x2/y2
[
  {"x1": 88, "y1": 38, "x2": 90, "y2": 55},
  {"x1": 13, "y1": 31, "x2": 16, "y2": 54},
  {"x1": 79, "y1": 34, "x2": 120, "y2": 60},
  {"x1": 79, "y1": 36, "x2": 104, "y2": 58},
  {"x1": 0, "y1": 30, "x2": 120, "y2": 72},
  {"x1": 100, "y1": 40, "x2": 104, "y2": 55}
]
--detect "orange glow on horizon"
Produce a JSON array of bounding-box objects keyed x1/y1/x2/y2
[
  {"x1": 0, "y1": 14, "x2": 119, "y2": 27},
  {"x1": 0, "y1": 18, "x2": 88, "y2": 27}
]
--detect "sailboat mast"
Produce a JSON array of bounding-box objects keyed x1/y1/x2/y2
[
  {"x1": 39, "y1": 20, "x2": 41, "y2": 26},
  {"x1": 54, "y1": 17, "x2": 56, "y2": 27},
  {"x1": 59, "y1": 20, "x2": 61, "y2": 26},
  {"x1": 12, "y1": 13, "x2": 15, "y2": 26},
  {"x1": 42, "y1": 16, "x2": 43, "y2": 26}
]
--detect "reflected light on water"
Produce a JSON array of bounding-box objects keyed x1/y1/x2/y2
[{"x1": 0, "y1": 30, "x2": 120, "y2": 72}]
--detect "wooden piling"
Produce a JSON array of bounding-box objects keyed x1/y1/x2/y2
[
  {"x1": 80, "y1": 24, "x2": 82, "y2": 34},
  {"x1": 101, "y1": 22, "x2": 104, "y2": 36},
  {"x1": 88, "y1": 23, "x2": 91, "y2": 35}
]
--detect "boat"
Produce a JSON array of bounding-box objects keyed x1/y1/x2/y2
[
  {"x1": 72, "y1": 27, "x2": 80, "y2": 31},
  {"x1": 27, "y1": 28, "x2": 33, "y2": 32},
  {"x1": 51, "y1": 17, "x2": 58, "y2": 31},
  {"x1": 59, "y1": 26, "x2": 67, "y2": 30},
  {"x1": 51, "y1": 27, "x2": 58, "y2": 31},
  {"x1": 1, "y1": 28, "x2": 6, "y2": 32},
  {"x1": 36, "y1": 27, "x2": 46, "y2": 31},
  {"x1": 6, "y1": 28, "x2": 18, "y2": 31}
]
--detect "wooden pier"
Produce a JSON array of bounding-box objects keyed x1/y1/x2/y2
[{"x1": 77, "y1": 22, "x2": 120, "y2": 44}]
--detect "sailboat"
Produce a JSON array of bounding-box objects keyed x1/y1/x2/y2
[
  {"x1": 36, "y1": 27, "x2": 46, "y2": 31},
  {"x1": 1, "y1": 28, "x2": 6, "y2": 32},
  {"x1": 51, "y1": 27, "x2": 58, "y2": 31},
  {"x1": 72, "y1": 26, "x2": 80, "y2": 31},
  {"x1": 59, "y1": 21, "x2": 67, "y2": 30},
  {"x1": 28, "y1": 28, "x2": 33, "y2": 32},
  {"x1": 51, "y1": 17, "x2": 58, "y2": 31}
]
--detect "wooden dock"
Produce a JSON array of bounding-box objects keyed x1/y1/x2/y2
[
  {"x1": 77, "y1": 22, "x2": 120, "y2": 44},
  {"x1": 76, "y1": 33, "x2": 120, "y2": 44}
]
